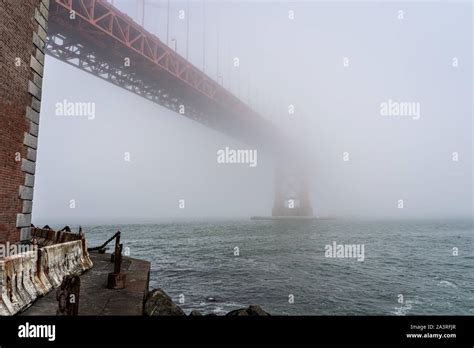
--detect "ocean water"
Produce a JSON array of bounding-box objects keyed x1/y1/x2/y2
[{"x1": 82, "y1": 219, "x2": 473, "y2": 315}]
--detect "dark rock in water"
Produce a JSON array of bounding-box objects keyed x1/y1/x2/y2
[
  {"x1": 205, "y1": 313, "x2": 217, "y2": 316},
  {"x1": 144, "y1": 288, "x2": 186, "y2": 316},
  {"x1": 189, "y1": 310, "x2": 203, "y2": 316},
  {"x1": 226, "y1": 305, "x2": 270, "y2": 316}
]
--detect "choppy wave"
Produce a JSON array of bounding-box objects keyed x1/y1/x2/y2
[
  {"x1": 391, "y1": 298, "x2": 422, "y2": 316},
  {"x1": 82, "y1": 219, "x2": 474, "y2": 315},
  {"x1": 437, "y1": 280, "x2": 458, "y2": 288}
]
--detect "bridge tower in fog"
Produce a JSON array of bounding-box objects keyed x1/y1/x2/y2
[{"x1": 272, "y1": 163, "x2": 313, "y2": 218}]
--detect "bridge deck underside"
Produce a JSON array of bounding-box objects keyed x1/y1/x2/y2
[
  {"x1": 42, "y1": 0, "x2": 312, "y2": 217},
  {"x1": 46, "y1": 0, "x2": 277, "y2": 145}
]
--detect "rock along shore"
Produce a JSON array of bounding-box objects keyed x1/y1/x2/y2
[{"x1": 144, "y1": 288, "x2": 270, "y2": 316}]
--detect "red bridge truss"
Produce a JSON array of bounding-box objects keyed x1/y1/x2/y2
[
  {"x1": 46, "y1": 0, "x2": 278, "y2": 143},
  {"x1": 46, "y1": 0, "x2": 312, "y2": 217}
]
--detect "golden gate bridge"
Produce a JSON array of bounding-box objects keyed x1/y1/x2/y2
[{"x1": 46, "y1": 0, "x2": 313, "y2": 218}]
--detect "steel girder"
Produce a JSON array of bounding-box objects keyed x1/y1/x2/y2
[{"x1": 48, "y1": 0, "x2": 256, "y2": 122}]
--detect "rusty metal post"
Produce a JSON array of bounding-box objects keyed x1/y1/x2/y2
[
  {"x1": 110, "y1": 231, "x2": 121, "y2": 262},
  {"x1": 114, "y1": 244, "x2": 123, "y2": 274},
  {"x1": 56, "y1": 275, "x2": 80, "y2": 316},
  {"x1": 107, "y1": 232, "x2": 126, "y2": 289}
]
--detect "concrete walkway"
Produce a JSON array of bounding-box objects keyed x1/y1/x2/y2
[{"x1": 20, "y1": 251, "x2": 150, "y2": 316}]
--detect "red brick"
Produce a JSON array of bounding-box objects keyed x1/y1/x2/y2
[{"x1": 0, "y1": 0, "x2": 43, "y2": 243}]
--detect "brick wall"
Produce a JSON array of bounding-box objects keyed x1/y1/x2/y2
[{"x1": 0, "y1": 0, "x2": 49, "y2": 244}]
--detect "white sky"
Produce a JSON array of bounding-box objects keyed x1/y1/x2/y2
[{"x1": 33, "y1": 1, "x2": 473, "y2": 224}]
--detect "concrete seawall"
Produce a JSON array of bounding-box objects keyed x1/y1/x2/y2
[
  {"x1": 0, "y1": 228, "x2": 93, "y2": 315},
  {"x1": 22, "y1": 251, "x2": 150, "y2": 316}
]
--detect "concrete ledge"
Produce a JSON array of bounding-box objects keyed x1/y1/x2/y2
[
  {"x1": 39, "y1": 3, "x2": 48, "y2": 20},
  {"x1": 19, "y1": 186, "x2": 34, "y2": 200},
  {"x1": 24, "y1": 174, "x2": 35, "y2": 188},
  {"x1": 32, "y1": 72, "x2": 43, "y2": 89},
  {"x1": 37, "y1": 25, "x2": 47, "y2": 42},
  {"x1": 16, "y1": 213, "x2": 32, "y2": 228},
  {"x1": 26, "y1": 148, "x2": 37, "y2": 162},
  {"x1": 26, "y1": 107, "x2": 40, "y2": 124},
  {"x1": 23, "y1": 133, "x2": 38, "y2": 150},
  {"x1": 20, "y1": 158, "x2": 36, "y2": 174},
  {"x1": 0, "y1": 251, "x2": 39, "y2": 315},
  {"x1": 20, "y1": 228, "x2": 32, "y2": 241},
  {"x1": 39, "y1": 240, "x2": 93, "y2": 289},
  {"x1": 0, "y1": 231, "x2": 93, "y2": 315},
  {"x1": 22, "y1": 252, "x2": 150, "y2": 316},
  {"x1": 32, "y1": 32, "x2": 45, "y2": 52},
  {"x1": 30, "y1": 228, "x2": 86, "y2": 246},
  {"x1": 28, "y1": 81, "x2": 42, "y2": 100},
  {"x1": 31, "y1": 97, "x2": 41, "y2": 113},
  {"x1": 34, "y1": 8, "x2": 48, "y2": 31},
  {"x1": 31, "y1": 229, "x2": 57, "y2": 246},
  {"x1": 29, "y1": 122, "x2": 39, "y2": 137},
  {"x1": 22, "y1": 201, "x2": 33, "y2": 214},
  {"x1": 29, "y1": 56, "x2": 43, "y2": 76}
]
